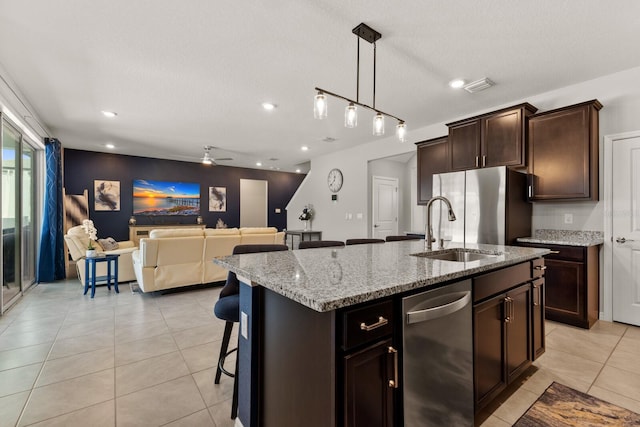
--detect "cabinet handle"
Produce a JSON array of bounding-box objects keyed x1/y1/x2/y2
[
  {"x1": 533, "y1": 284, "x2": 540, "y2": 306},
  {"x1": 549, "y1": 251, "x2": 560, "y2": 254},
  {"x1": 388, "y1": 346, "x2": 399, "y2": 388},
  {"x1": 482, "y1": 155, "x2": 486, "y2": 167},
  {"x1": 504, "y1": 297, "x2": 512, "y2": 323},
  {"x1": 475, "y1": 156, "x2": 479, "y2": 168},
  {"x1": 360, "y1": 316, "x2": 388, "y2": 332},
  {"x1": 528, "y1": 185, "x2": 532, "y2": 198},
  {"x1": 534, "y1": 265, "x2": 547, "y2": 271}
]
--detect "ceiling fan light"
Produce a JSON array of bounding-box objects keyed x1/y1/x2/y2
[
  {"x1": 373, "y1": 113, "x2": 385, "y2": 136},
  {"x1": 314, "y1": 91, "x2": 327, "y2": 119},
  {"x1": 396, "y1": 121, "x2": 407, "y2": 142},
  {"x1": 202, "y1": 153, "x2": 213, "y2": 165},
  {"x1": 344, "y1": 103, "x2": 357, "y2": 128}
]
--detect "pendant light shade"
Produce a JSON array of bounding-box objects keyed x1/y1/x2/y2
[
  {"x1": 396, "y1": 121, "x2": 407, "y2": 142},
  {"x1": 344, "y1": 103, "x2": 358, "y2": 128},
  {"x1": 373, "y1": 113, "x2": 385, "y2": 136},
  {"x1": 314, "y1": 91, "x2": 327, "y2": 119}
]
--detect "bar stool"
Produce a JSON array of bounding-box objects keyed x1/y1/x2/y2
[
  {"x1": 213, "y1": 243, "x2": 288, "y2": 419},
  {"x1": 385, "y1": 235, "x2": 421, "y2": 242},
  {"x1": 345, "y1": 238, "x2": 385, "y2": 245},
  {"x1": 298, "y1": 240, "x2": 345, "y2": 249}
]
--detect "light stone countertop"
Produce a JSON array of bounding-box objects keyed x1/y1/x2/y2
[
  {"x1": 516, "y1": 229, "x2": 604, "y2": 247},
  {"x1": 213, "y1": 241, "x2": 550, "y2": 312}
]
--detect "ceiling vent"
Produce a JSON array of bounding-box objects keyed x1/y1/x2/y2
[
  {"x1": 463, "y1": 78, "x2": 495, "y2": 93},
  {"x1": 322, "y1": 137, "x2": 337, "y2": 143}
]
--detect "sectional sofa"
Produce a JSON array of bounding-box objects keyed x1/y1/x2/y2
[{"x1": 131, "y1": 227, "x2": 285, "y2": 292}]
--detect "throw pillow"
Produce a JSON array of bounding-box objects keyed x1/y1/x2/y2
[{"x1": 98, "y1": 237, "x2": 119, "y2": 251}]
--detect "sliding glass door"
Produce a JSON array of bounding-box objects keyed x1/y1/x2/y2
[{"x1": 1, "y1": 116, "x2": 38, "y2": 314}]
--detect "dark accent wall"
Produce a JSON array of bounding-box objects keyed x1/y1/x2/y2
[{"x1": 63, "y1": 149, "x2": 306, "y2": 242}]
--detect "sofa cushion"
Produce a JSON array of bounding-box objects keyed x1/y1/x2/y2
[
  {"x1": 149, "y1": 228, "x2": 204, "y2": 238},
  {"x1": 204, "y1": 228, "x2": 240, "y2": 236},
  {"x1": 239, "y1": 227, "x2": 277, "y2": 235}
]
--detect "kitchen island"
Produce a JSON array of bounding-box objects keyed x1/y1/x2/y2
[{"x1": 213, "y1": 240, "x2": 550, "y2": 427}]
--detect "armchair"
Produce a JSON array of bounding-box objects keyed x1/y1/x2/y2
[{"x1": 64, "y1": 225, "x2": 138, "y2": 284}]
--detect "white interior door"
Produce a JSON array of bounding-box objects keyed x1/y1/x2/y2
[
  {"x1": 612, "y1": 135, "x2": 640, "y2": 326},
  {"x1": 372, "y1": 176, "x2": 398, "y2": 239},
  {"x1": 240, "y1": 179, "x2": 267, "y2": 227}
]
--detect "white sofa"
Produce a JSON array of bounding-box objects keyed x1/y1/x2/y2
[
  {"x1": 131, "y1": 227, "x2": 285, "y2": 292},
  {"x1": 64, "y1": 225, "x2": 138, "y2": 284}
]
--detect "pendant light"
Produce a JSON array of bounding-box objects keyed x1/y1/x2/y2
[{"x1": 313, "y1": 23, "x2": 406, "y2": 142}]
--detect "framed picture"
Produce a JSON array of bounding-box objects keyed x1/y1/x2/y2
[
  {"x1": 94, "y1": 180, "x2": 120, "y2": 211},
  {"x1": 209, "y1": 186, "x2": 227, "y2": 212}
]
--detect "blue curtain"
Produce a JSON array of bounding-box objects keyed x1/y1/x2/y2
[{"x1": 37, "y1": 138, "x2": 65, "y2": 282}]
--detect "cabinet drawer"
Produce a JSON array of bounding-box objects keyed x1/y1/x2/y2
[
  {"x1": 341, "y1": 300, "x2": 394, "y2": 351},
  {"x1": 532, "y1": 258, "x2": 546, "y2": 278},
  {"x1": 473, "y1": 262, "x2": 531, "y2": 303},
  {"x1": 520, "y1": 243, "x2": 585, "y2": 262}
]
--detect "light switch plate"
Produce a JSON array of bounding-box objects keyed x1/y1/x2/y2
[
  {"x1": 564, "y1": 213, "x2": 573, "y2": 224},
  {"x1": 241, "y1": 311, "x2": 248, "y2": 339}
]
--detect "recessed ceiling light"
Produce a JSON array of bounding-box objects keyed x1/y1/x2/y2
[
  {"x1": 296, "y1": 169, "x2": 301, "y2": 173},
  {"x1": 301, "y1": 146, "x2": 309, "y2": 151},
  {"x1": 262, "y1": 102, "x2": 276, "y2": 111},
  {"x1": 449, "y1": 79, "x2": 465, "y2": 89},
  {"x1": 101, "y1": 110, "x2": 117, "y2": 118},
  {"x1": 105, "y1": 143, "x2": 115, "y2": 149},
  {"x1": 256, "y1": 162, "x2": 262, "y2": 167}
]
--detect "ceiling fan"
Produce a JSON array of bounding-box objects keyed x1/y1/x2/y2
[{"x1": 201, "y1": 145, "x2": 233, "y2": 166}]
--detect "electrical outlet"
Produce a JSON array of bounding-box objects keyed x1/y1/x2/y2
[
  {"x1": 356, "y1": 213, "x2": 363, "y2": 220},
  {"x1": 275, "y1": 208, "x2": 281, "y2": 213},
  {"x1": 564, "y1": 213, "x2": 573, "y2": 224}
]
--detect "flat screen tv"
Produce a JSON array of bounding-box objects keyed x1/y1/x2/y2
[{"x1": 133, "y1": 179, "x2": 200, "y2": 216}]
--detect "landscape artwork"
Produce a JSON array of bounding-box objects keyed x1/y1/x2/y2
[
  {"x1": 209, "y1": 186, "x2": 227, "y2": 212},
  {"x1": 94, "y1": 180, "x2": 120, "y2": 211},
  {"x1": 133, "y1": 179, "x2": 200, "y2": 215}
]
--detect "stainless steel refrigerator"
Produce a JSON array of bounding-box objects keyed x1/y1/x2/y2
[{"x1": 431, "y1": 166, "x2": 531, "y2": 246}]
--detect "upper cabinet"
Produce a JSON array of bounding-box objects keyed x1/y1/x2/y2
[
  {"x1": 416, "y1": 136, "x2": 448, "y2": 205},
  {"x1": 447, "y1": 103, "x2": 538, "y2": 171},
  {"x1": 527, "y1": 100, "x2": 602, "y2": 201}
]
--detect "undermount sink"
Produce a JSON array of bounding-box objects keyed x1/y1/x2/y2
[{"x1": 411, "y1": 248, "x2": 501, "y2": 262}]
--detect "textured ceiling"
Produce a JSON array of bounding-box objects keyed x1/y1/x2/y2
[{"x1": 1, "y1": 1, "x2": 639, "y2": 171}]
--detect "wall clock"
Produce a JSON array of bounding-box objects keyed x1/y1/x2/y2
[{"x1": 327, "y1": 168, "x2": 343, "y2": 193}]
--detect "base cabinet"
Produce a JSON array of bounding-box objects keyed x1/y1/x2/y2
[
  {"x1": 343, "y1": 339, "x2": 395, "y2": 427},
  {"x1": 531, "y1": 278, "x2": 545, "y2": 360}
]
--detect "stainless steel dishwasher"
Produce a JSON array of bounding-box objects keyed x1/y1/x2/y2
[{"x1": 402, "y1": 279, "x2": 474, "y2": 426}]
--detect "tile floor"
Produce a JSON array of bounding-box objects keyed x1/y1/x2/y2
[{"x1": 1, "y1": 280, "x2": 639, "y2": 426}]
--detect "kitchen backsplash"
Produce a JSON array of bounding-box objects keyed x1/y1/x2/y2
[{"x1": 531, "y1": 201, "x2": 603, "y2": 232}]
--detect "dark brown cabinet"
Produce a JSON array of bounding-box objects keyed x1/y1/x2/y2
[
  {"x1": 472, "y1": 259, "x2": 544, "y2": 411},
  {"x1": 416, "y1": 136, "x2": 448, "y2": 204},
  {"x1": 448, "y1": 103, "x2": 537, "y2": 171},
  {"x1": 527, "y1": 100, "x2": 602, "y2": 201},
  {"x1": 519, "y1": 243, "x2": 599, "y2": 328},
  {"x1": 340, "y1": 299, "x2": 397, "y2": 427},
  {"x1": 343, "y1": 339, "x2": 395, "y2": 427}
]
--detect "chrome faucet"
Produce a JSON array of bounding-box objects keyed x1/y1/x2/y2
[{"x1": 425, "y1": 196, "x2": 457, "y2": 251}]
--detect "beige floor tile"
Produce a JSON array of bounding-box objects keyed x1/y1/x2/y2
[
  {"x1": 0, "y1": 363, "x2": 41, "y2": 398},
  {"x1": 163, "y1": 408, "x2": 216, "y2": 427},
  {"x1": 115, "y1": 351, "x2": 189, "y2": 396},
  {"x1": 27, "y1": 400, "x2": 115, "y2": 427},
  {"x1": 116, "y1": 375, "x2": 205, "y2": 427},
  {"x1": 48, "y1": 329, "x2": 114, "y2": 360},
  {"x1": 478, "y1": 414, "x2": 511, "y2": 427},
  {"x1": 533, "y1": 348, "x2": 602, "y2": 392},
  {"x1": 588, "y1": 385, "x2": 640, "y2": 414},
  {"x1": 182, "y1": 341, "x2": 223, "y2": 374},
  {"x1": 545, "y1": 325, "x2": 621, "y2": 363},
  {"x1": 115, "y1": 333, "x2": 177, "y2": 366},
  {"x1": 624, "y1": 325, "x2": 640, "y2": 341},
  {"x1": 0, "y1": 342, "x2": 51, "y2": 372},
  {"x1": 616, "y1": 335, "x2": 640, "y2": 354},
  {"x1": 4, "y1": 314, "x2": 65, "y2": 334},
  {"x1": 115, "y1": 318, "x2": 169, "y2": 344},
  {"x1": 192, "y1": 367, "x2": 234, "y2": 407},
  {"x1": 63, "y1": 306, "x2": 114, "y2": 324},
  {"x1": 0, "y1": 391, "x2": 29, "y2": 427},
  {"x1": 593, "y1": 365, "x2": 640, "y2": 401},
  {"x1": 19, "y1": 369, "x2": 114, "y2": 426},
  {"x1": 607, "y1": 346, "x2": 640, "y2": 376},
  {"x1": 544, "y1": 320, "x2": 560, "y2": 335},
  {"x1": 37, "y1": 347, "x2": 114, "y2": 387},
  {"x1": 56, "y1": 317, "x2": 115, "y2": 340},
  {"x1": 491, "y1": 386, "x2": 539, "y2": 425},
  {"x1": 114, "y1": 306, "x2": 164, "y2": 325},
  {"x1": 207, "y1": 399, "x2": 235, "y2": 427},
  {"x1": 172, "y1": 322, "x2": 227, "y2": 350},
  {"x1": 517, "y1": 367, "x2": 556, "y2": 396},
  {"x1": 589, "y1": 320, "x2": 628, "y2": 337},
  {"x1": 0, "y1": 327, "x2": 59, "y2": 352}
]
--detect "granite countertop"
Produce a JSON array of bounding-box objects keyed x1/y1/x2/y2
[
  {"x1": 517, "y1": 229, "x2": 604, "y2": 247},
  {"x1": 213, "y1": 241, "x2": 549, "y2": 312}
]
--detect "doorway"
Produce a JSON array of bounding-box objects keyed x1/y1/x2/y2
[
  {"x1": 240, "y1": 179, "x2": 268, "y2": 228},
  {"x1": 605, "y1": 131, "x2": 640, "y2": 326}
]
